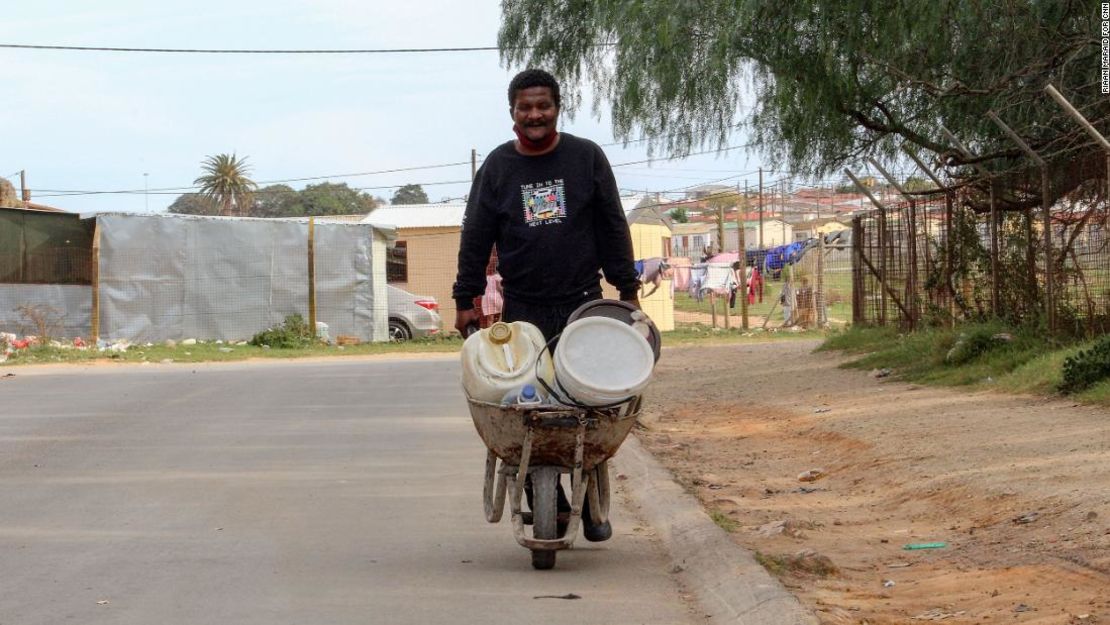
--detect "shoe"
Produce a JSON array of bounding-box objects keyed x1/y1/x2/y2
[
  {"x1": 581, "y1": 489, "x2": 612, "y2": 542},
  {"x1": 583, "y1": 519, "x2": 612, "y2": 542}
]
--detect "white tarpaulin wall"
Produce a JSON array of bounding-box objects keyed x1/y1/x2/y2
[{"x1": 96, "y1": 213, "x2": 388, "y2": 342}]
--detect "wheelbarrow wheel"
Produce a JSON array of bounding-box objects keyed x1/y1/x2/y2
[{"x1": 530, "y1": 466, "x2": 560, "y2": 570}]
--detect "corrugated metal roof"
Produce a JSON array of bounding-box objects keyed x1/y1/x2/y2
[{"x1": 362, "y1": 203, "x2": 466, "y2": 229}]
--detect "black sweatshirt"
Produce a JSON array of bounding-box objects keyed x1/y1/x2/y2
[{"x1": 453, "y1": 133, "x2": 640, "y2": 310}]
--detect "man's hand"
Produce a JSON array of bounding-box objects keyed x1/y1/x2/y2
[{"x1": 454, "y1": 308, "x2": 482, "y2": 336}]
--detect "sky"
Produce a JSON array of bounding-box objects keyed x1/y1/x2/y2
[{"x1": 2, "y1": 1, "x2": 787, "y2": 214}]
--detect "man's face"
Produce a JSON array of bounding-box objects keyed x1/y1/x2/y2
[{"x1": 511, "y1": 86, "x2": 559, "y2": 143}]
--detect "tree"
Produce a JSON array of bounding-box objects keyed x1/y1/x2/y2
[
  {"x1": 669, "y1": 207, "x2": 689, "y2": 223},
  {"x1": 166, "y1": 193, "x2": 218, "y2": 216},
  {"x1": 500, "y1": 2, "x2": 1104, "y2": 208},
  {"x1": 194, "y1": 153, "x2": 257, "y2": 217},
  {"x1": 390, "y1": 184, "x2": 429, "y2": 205},
  {"x1": 250, "y1": 184, "x2": 300, "y2": 218},
  {"x1": 170, "y1": 182, "x2": 380, "y2": 218},
  {"x1": 0, "y1": 177, "x2": 19, "y2": 208},
  {"x1": 298, "y1": 182, "x2": 379, "y2": 216}
]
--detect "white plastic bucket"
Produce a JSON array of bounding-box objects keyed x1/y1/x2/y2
[{"x1": 553, "y1": 316, "x2": 654, "y2": 406}]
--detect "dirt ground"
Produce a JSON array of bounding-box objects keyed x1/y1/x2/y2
[{"x1": 636, "y1": 340, "x2": 1110, "y2": 625}]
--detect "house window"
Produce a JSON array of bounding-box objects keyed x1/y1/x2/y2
[{"x1": 387, "y1": 240, "x2": 407, "y2": 283}]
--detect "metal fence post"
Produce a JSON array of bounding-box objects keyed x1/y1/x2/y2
[
  {"x1": 986, "y1": 110, "x2": 1055, "y2": 332},
  {"x1": 308, "y1": 217, "x2": 317, "y2": 333}
]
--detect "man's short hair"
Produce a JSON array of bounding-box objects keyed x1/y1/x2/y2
[{"x1": 508, "y1": 69, "x2": 561, "y2": 108}]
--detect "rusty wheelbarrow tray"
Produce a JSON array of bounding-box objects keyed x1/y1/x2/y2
[{"x1": 467, "y1": 395, "x2": 642, "y2": 570}]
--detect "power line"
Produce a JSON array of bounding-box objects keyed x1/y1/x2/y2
[
  {"x1": 0, "y1": 43, "x2": 504, "y2": 55},
  {"x1": 33, "y1": 161, "x2": 474, "y2": 196},
  {"x1": 34, "y1": 178, "x2": 471, "y2": 198}
]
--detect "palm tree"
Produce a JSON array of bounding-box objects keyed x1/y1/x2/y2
[{"x1": 194, "y1": 153, "x2": 258, "y2": 217}]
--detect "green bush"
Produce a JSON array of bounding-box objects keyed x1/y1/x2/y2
[
  {"x1": 1059, "y1": 335, "x2": 1110, "y2": 394},
  {"x1": 250, "y1": 314, "x2": 316, "y2": 349},
  {"x1": 945, "y1": 327, "x2": 1002, "y2": 365}
]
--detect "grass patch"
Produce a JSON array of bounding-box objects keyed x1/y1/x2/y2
[
  {"x1": 819, "y1": 323, "x2": 1110, "y2": 407},
  {"x1": 755, "y1": 551, "x2": 837, "y2": 578},
  {"x1": 1, "y1": 334, "x2": 466, "y2": 367},
  {"x1": 1, "y1": 320, "x2": 830, "y2": 367},
  {"x1": 709, "y1": 509, "x2": 739, "y2": 532},
  {"x1": 665, "y1": 322, "x2": 828, "y2": 346}
]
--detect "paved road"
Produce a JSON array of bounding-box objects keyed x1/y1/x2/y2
[{"x1": 0, "y1": 357, "x2": 695, "y2": 625}]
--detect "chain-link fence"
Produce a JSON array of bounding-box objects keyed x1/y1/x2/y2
[{"x1": 852, "y1": 185, "x2": 1110, "y2": 337}]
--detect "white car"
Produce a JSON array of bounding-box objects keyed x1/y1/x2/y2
[{"x1": 387, "y1": 285, "x2": 441, "y2": 341}]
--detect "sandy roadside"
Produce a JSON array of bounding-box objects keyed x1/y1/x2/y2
[{"x1": 636, "y1": 340, "x2": 1109, "y2": 625}]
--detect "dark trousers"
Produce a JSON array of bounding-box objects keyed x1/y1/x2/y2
[
  {"x1": 501, "y1": 294, "x2": 600, "y2": 351},
  {"x1": 505, "y1": 294, "x2": 601, "y2": 523}
]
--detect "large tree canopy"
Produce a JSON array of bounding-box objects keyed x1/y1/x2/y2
[
  {"x1": 169, "y1": 182, "x2": 379, "y2": 218},
  {"x1": 390, "y1": 183, "x2": 430, "y2": 205},
  {"x1": 500, "y1": 1, "x2": 1104, "y2": 206}
]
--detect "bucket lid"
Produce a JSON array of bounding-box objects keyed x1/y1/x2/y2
[
  {"x1": 567, "y1": 299, "x2": 661, "y2": 362},
  {"x1": 556, "y1": 316, "x2": 654, "y2": 399}
]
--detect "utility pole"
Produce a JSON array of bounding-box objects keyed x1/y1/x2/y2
[
  {"x1": 758, "y1": 167, "x2": 764, "y2": 249},
  {"x1": 738, "y1": 182, "x2": 749, "y2": 330},
  {"x1": 471, "y1": 149, "x2": 477, "y2": 181},
  {"x1": 20, "y1": 170, "x2": 29, "y2": 205},
  {"x1": 780, "y1": 179, "x2": 787, "y2": 245}
]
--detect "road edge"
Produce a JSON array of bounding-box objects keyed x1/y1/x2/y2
[{"x1": 612, "y1": 434, "x2": 819, "y2": 625}]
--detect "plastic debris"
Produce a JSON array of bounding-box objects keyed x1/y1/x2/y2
[
  {"x1": 181, "y1": 338, "x2": 197, "y2": 346},
  {"x1": 798, "y1": 468, "x2": 826, "y2": 482},
  {"x1": 883, "y1": 579, "x2": 896, "y2": 588},
  {"x1": 1012, "y1": 512, "x2": 1039, "y2": 524},
  {"x1": 903, "y1": 542, "x2": 947, "y2": 550}
]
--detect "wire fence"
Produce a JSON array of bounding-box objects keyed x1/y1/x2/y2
[{"x1": 851, "y1": 185, "x2": 1110, "y2": 337}]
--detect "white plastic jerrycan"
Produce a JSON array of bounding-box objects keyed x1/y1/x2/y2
[{"x1": 461, "y1": 321, "x2": 555, "y2": 404}]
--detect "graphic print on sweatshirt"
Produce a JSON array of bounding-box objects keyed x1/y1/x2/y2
[{"x1": 520, "y1": 179, "x2": 567, "y2": 226}]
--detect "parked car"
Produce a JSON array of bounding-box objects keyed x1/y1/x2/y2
[{"x1": 387, "y1": 285, "x2": 441, "y2": 341}]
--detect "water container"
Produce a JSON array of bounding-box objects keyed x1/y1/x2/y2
[
  {"x1": 461, "y1": 321, "x2": 555, "y2": 404},
  {"x1": 553, "y1": 316, "x2": 654, "y2": 406},
  {"x1": 501, "y1": 383, "x2": 544, "y2": 407}
]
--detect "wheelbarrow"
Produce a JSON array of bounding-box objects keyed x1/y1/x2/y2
[{"x1": 467, "y1": 394, "x2": 642, "y2": 570}]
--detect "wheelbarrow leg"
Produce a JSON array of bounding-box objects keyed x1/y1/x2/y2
[
  {"x1": 586, "y1": 459, "x2": 611, "y2": 525},
  {"x1": 483, "y1": 449, "x2": 507, "y2": 523}
]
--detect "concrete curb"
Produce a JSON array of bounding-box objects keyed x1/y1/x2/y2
[{"x1": 612, "y1": 435, "x2": 819, "y2": 625}]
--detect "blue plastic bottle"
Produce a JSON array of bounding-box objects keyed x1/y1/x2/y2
[{"x1": 501, "y1": 383, "x2": 544, "y2": 407}]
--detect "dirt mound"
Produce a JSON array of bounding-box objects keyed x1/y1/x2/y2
[{"x1": 639, "y1": 340, "x2": 1109, "y2": 625}]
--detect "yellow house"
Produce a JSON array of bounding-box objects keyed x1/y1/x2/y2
[
  {"x1": 364, "y1": 204, "x2": 466, "y2": 329},
  {"x1": 601, "y1": 205, "x2": 676, "y2": 331}
]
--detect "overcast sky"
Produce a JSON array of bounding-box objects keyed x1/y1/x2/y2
[{"x1": 3, "y1": 1, "x2": 781, "y2": 214}]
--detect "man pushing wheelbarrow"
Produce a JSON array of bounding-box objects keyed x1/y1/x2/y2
[{"x1": 452, "y1": 69, "x2": 650, "y2": 569}]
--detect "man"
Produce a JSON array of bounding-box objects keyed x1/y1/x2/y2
[{"x1": 452, "y1": 69, "x2": 640, "y2": 542}]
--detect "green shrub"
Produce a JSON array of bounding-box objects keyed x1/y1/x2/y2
[
  {"x1": 249, "y1": 314, "x2": 316, "y2": 349},
  {"x1": 945, "y1": 327, "x2": 1003, "y2": 365},
  {"x1": 1059, "y1": 335, "x2": 1110, "y2": 394}
]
